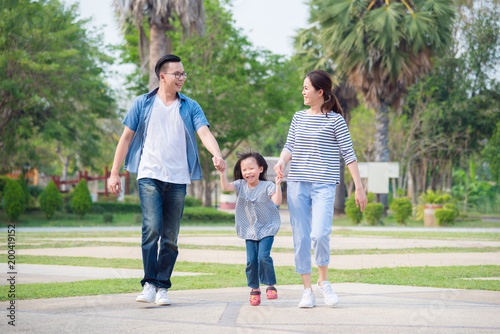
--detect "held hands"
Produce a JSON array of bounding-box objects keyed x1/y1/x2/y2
[
  {"x1": 108, "y1": 174, "x2": 122, "y2": 196},
  {"x1": 273, "y1": 160, "x2": 285, "y2": 179},
  {"x1": 275, "y1": 175, "x2": 283, "y2": 185},
  {"x1": 355, "y1": 187, "x2": 368, "y2": 212},
  {"x1": 213, "y1": 156, "x2": 226, "y2": 172}
]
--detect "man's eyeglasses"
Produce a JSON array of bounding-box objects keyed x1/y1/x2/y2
[{"x1": 163, "y1": 72, "x2": 188, "y2": 79}]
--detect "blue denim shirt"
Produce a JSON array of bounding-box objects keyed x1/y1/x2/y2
[{"x1": 122, "y1": 88, "x2": 210, "y2": 181}]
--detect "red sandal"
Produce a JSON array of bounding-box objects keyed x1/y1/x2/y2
[
  {"x1": 266, "y1": 286, "x2": 278, "y2": 299},
  {"x1": 250, "y1": 289, "x2": 261, "y2": 306}
]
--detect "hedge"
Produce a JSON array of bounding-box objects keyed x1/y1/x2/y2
[{"x1": 90, "y1": 202, "x2": 234, "y2": 222}]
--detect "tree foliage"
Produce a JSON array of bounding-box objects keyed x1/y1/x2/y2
[
  {"x1": 0, "y1": 0, "x2": 116, "y2": 173},
  {"x1": 39, "y1": 181, "x2": 63, "y2": 219}
]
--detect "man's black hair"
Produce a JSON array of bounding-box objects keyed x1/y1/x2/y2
[{"x1": 155, "y1": 54, "x2": 181, "y2": 79}]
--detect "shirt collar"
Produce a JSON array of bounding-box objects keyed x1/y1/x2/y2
[{"x1": 147, "y1": 87, "x2": 187, "y2": 102}]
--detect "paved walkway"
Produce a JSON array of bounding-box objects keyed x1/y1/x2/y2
[
  {"x1": 2, "y1": 224, "x2": 500, "y2": 333},
  {"x1": 3, "y1": 284, "x2": 500, "y2": 333}
]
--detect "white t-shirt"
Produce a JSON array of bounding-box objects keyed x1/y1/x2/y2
[{"x1": 137, "y1": 96, "x2": 190, "y2": 184}]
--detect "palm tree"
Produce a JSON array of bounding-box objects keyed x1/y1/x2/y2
[
  {"x1": 299, "y1": 0, "x2": 454, "y2": 206},
  {"x1": 113, "y1": 0, "x2": 204, "y2": 90}
]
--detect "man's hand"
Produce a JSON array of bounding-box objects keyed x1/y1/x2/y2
[
  {"x1": 108, "y1": 174, "x2": 122, "y2": 196},
  {"x1": 213, "y1": 156, "x2": 226, "y2": 172}
]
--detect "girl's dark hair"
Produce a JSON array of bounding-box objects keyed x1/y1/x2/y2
[
  {"x1": 305, "y1": 70, "x2": 344, "y2": 118},
  {"x1": 233, "y1": 152, "x2": 268, "y2": 181}
]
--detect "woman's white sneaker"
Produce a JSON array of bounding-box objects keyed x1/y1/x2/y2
[
  {"x1": 155, "y1": 288, "x2": 171, "y2": 306},
  {"x1": 298, "y1": 288, "x2": 316, "y2": 308},
  {"x1": 136, "y1": 282, "x2": 157, "y2": 303},
  {"x1": 317, "y1": 280, "x2": 339, "y2": 306}
]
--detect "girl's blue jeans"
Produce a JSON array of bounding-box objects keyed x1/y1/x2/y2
[
  {"x1": 138, "y1": 178, "x2": 186, "y2": 289},
  {"x1": 245, "y1": 236, "x2": 277, "y2": 289},
  {"x1": 287, "y1": 181, "x2": 336, "y2": 274}
]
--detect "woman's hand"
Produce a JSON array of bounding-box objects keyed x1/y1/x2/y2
[
  {"x1": 274, "y1": 160, "x2": 285, "y2": 178},
  {"x1": 355, "y1": 187, "x2": 368, "y2": 212}
]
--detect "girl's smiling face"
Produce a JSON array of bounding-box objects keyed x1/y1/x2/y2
[{"x1": 240, "y1": 157, "x2": 263, "y2": 187}]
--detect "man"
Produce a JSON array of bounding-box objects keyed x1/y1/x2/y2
[{"x1": 108, "y1": 54, "x2": 225, "y2": 306}]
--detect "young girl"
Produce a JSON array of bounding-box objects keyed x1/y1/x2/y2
[{"x1": 219, "y1": 152, "x2": 282, "y2": 306}]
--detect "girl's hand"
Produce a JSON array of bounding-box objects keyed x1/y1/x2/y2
[{"x1": 275, "y1": 175, "x2": 282, "y2": 185}]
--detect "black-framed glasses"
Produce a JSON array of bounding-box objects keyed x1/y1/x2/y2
[{"x1": 163, "y1": 72, "x2": 188, "y2": 79}]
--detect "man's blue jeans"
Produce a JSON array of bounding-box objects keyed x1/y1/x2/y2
[
  {"x1": 138, "y1": 178, "x2": 186, "y2": 289},
  {"x1": 245, "y1": 236, "x2": 277, "y2": 289}
]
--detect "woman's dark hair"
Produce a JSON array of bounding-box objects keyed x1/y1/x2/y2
[
  {"x1": 305, "y1": 70, "x2": 344, "y2": 117},
  {"x1": 233, "y1": 152, "x2": 268, "y2": 181}
]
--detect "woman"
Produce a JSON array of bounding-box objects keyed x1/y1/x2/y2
[{"x1": 274, "y1": 70, "x2": 367, "y2": 308}]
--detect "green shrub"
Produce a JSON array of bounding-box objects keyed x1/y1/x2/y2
[
  {"x1": 395, "y1": 188, "x2": 406, "y2": 197},
  {"x1": 62, "y1": 193, "x2": 73, "y2": 213},
  {"x1": 28, "y1": 185, "x2": 44, "y2": 199},
  {"x1": 184, "y1": 196, "x2": 202, "y2": 207},
  {"x1": 416, "y1": 190, "x2": 452, "y2": 220},
  {"x1": 345, "y1": 198, "x2": 363, "y2": 224},
  {"x1": 434, "y1": 208, "x2": 457, "y2": 226},
  {"x1": 17, "y1": 173, "x2": 30, "y2": 205},
  {"x1": 71, "y1": 179, "x2": 92, "y2": 218},
  {"x1": 123, "y1": 195, "x2": 140, "y2": 204},
  {"x1": 103, "y1": 213, "x2": 114, "y2": 223},
  {"x1": 90, "y1": 205, "x2": 106, "y2": 214},
  {"x1": 389, "y1": 198, "x2": 413, "y2": 224},
  {"x1": 367, "y1": 192, "x2": 377, "y2": 203},
  {"x1": 182, "y1": 207, "x2": 234, "y2": 222},
  {"x1": 364, "y1": 203, "x2": 385, "y2": 226},
  {"x1": 3, "y1": 180, "x2": 25, "y2": 221},
  {"x1": 39, "y1": 181, "x2": 62, "y2": 219},
  {"x1": 92, "y1": 202, "x2": 142, "y2": 214},
  {"x1": 98, "y1": 195, "x2": 118, "y2": 202}
]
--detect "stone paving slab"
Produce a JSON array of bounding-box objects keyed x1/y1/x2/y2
[
  {"x1": 31, "y1": 235, "x2": 500, "y2": 250},
  {"x1": 2, "y1": 284, "x2": 499, "y2": 333},
  {"x1": 0, "y1": 264, "x2": 208, "y2": 285},
  {"x1": 12, "y1": 246, "x2": 500, "y2": 269}
]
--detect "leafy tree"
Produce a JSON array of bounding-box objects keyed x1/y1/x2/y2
[
  {"x1": 113, "y1": 0, "x2": 205, "y2": 90},
  {"x1": 0, "y1": 0, "x2": 116, "y2": 173},
  {"x1": 71, "y1": 179, "x2": 92, "y2": 218},
  {"x1": 3, "y1": 180, "x2": 25, "y2": 221},
  {"x1": 39, "y1": 181, "x2": 63, "y2": 219},
  {"x1": 117, "y1": 0, "x2": 301, "y2": 205},
  {"x1": 482, "y1": 121, "x2": 500, "y2": 183},
  {"x1": 296, "y1": 0, "x2": 455, "y2": 208}
]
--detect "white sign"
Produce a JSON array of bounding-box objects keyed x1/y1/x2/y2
[{"x1": 357, "y1": 162, "x2": 399, "y2": 194}]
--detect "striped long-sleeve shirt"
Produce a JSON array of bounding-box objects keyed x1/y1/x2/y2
[{"x1": 283, "y1": 110, "x2": 357, "y2": 184}]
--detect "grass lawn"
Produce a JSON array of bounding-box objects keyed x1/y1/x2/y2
[{"x1": 0, "y1": 254, "x2": 498, "y2": 300}]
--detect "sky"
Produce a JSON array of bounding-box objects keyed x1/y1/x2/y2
[
  {"x1": 60, "y1": 0, "x2": 310, "y2": 95},
  {"x1": 61, "y1": 0, "x2": 310, "y2": 58}
]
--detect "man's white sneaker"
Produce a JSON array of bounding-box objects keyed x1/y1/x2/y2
[
  {"x1": 136, "y1": 282, "x2": 157, "y2": 303},
  {"x1": 155, "y1": 288, "x2": 171, "y2": 306},
  {"x1": 298, "y1": 288, "x2": 316, "y2": 308},
  {"x1": 317, "y1": 280, "x2": 339, "y2": 306}
]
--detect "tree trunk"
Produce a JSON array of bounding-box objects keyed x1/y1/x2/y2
[
  {"x1": 374, "y1": 100, "x2": 390, "y2": 208},
  {"x1": 203, "y1": 179, "x2": 213, "y2": 207},
  {"x1": 334, "y1": 158, "x2": 346, "y2": 216},
  {"x1": 333, "y1": 84, "x2": 358, "y2": 215},
  {"x1": 148, "y1": 21, "x2": 168, "y2": 91}
]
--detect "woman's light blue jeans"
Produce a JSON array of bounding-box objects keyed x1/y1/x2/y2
[
  {"x1": 138, "y1": 178, "x2": 186, "y2": 289},
  {"x1": 245, "y1": 236, "x2": 277, "y2": 289},
  {"x1": 287, "y1": 181, "x2": 336, "y2": 274}
]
